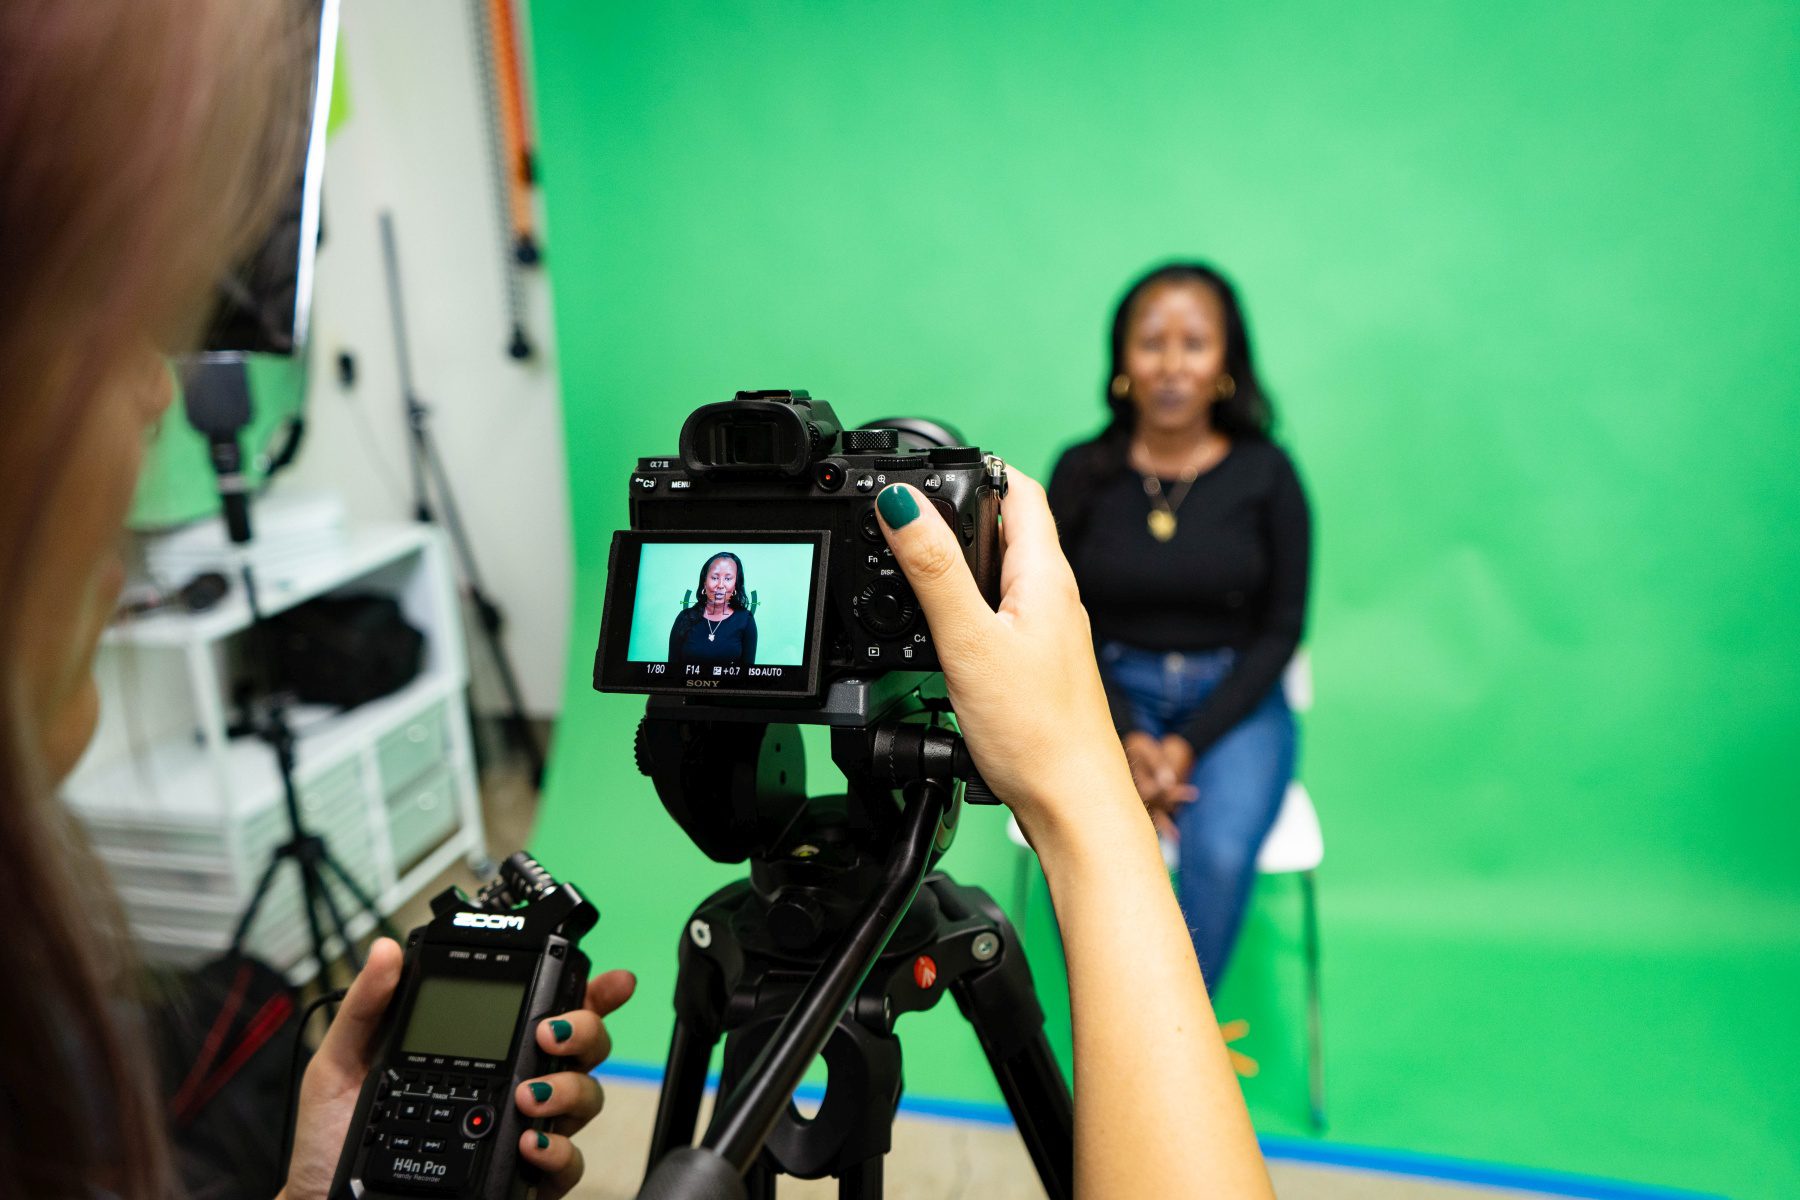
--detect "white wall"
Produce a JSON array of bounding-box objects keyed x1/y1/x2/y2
[{"x1": 282, "y1": 0, "x2": 569, "y2": 716}]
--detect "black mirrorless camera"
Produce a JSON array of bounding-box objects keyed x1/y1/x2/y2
[
  {"x1": 592, "y1": 390, "x2": 1006, "y2": 702},
  {"x1": 330, "y1": 854, "x2": 596, "y2": 1200}
]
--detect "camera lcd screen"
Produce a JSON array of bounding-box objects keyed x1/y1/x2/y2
[
  {"x1": 400, "y1": 976, "x2": 527, "y2": 1062},
  {"x1": 594, "y1": 530, "x2": 829, "y2": 698}
]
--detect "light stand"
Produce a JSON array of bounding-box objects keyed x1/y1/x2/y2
[
  {"x1": 182, "y1": 355, "x2": 396, "y2": 984},
  {"x1": 376, "y1": 211, "x2": 546, "y2": 787}
]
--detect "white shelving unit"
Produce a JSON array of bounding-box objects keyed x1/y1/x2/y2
[{"x1": 63, "y1": 523, "x2": 487, "y2": 980}]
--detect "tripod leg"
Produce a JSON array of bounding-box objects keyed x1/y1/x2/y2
[
  {"x1": 230, "y1": 848, "x2": 289, "y2": 954},
  {"x1": 304, "y1": 847, "x2": 363, "y2": 975},
  {"x1": 292, "y1": 844, "x2": 335, "y2": 985},
  {"x1": 318, "y1": 849, "x2": 399, "y2": 942},
  {"x1": 962, "y1": 1003, "x2": 1072, "y2": 1200},
  {"x1": 646, "y1": 1014, "x2": 719, "y2": 1172},
  {"x1": 1302, "y1": 869, "x2": 1325, "y2": 1131},
  {"x1": 742, "y1": 1158, "x2": 775, "y2": 1200},
  {"x1": 938, "y1": 881, "x2": 1074, "y2": 1200},
  {"x1": 417, "y1": 422, "x2": 544, "y2": 785},
  {"x1": 647, "y1": 893, "x2": 739, "y2": 1178},
  {"x1": 838, "y1": 1155, "x2": 881, "y2": 1200}
]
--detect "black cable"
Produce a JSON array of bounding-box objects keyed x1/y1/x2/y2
[{"x1": 279, "y1": 986, "x2": 349, "y2": 1189}]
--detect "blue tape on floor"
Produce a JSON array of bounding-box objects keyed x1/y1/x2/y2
[
  {"x1": 595, "y1": 1061, "x2": 1722, "y2": 1200},
  {"x1": 1255, "y1": 1135, "x2": 1725, "y2": 1200}
]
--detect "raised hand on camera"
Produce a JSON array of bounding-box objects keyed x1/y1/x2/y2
[
  {"x1": 277, "y1": 939, "x2": 635, "y2": 1200},
  {"x1": 874, "y1": 472, "x2": 1140, "y2": 850}
]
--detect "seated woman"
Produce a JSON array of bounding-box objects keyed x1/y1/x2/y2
[
  {"x1": 1049, "y1": 261, "x2": 1312, "y2": 994},
  {"x1": 668, "y1": 551, "x2": 758, "y2": 668}
]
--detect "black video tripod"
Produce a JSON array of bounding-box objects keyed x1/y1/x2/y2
[
  {"x1": 633, "y1": 676, "x2": 1074, "y2": 1200},
  {"x1": 183, "y1": 355, "x2": 397, "y2": 984}
]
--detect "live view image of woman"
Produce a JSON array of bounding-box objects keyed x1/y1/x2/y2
[{"x1": 667, "y1": 551, "x2": 758, "y2": 668}]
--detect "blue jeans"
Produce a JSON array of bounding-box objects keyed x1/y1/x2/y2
[{"x1": 1100, "y1": 642, "x2": 1297, "y2": 994}]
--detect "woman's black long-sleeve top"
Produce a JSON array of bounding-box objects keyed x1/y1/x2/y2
[
  {"x1": 1047, "y1": 436, "x2": 1311, "y2": 756},
  {"x1": 668, "y1": 606, "x2": 757, "y2": 666}
]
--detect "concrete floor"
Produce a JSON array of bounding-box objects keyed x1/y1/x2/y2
[
  {"x1": 560, "y1": 1075, "x2": 1544, "y2": 1200},
  {"x1": 386, "y1": 756, "x2": 1553, "y2": 1200}
]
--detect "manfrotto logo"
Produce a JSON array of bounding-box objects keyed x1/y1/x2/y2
[{"x1": 453, "y1": 912, "x2": 526, "y2": 930}]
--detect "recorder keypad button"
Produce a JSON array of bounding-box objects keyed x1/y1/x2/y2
[
  {"x1": 428, "y1": 1105, "x2": 456, "y2": 1123},
  {"x1": 398, "y1": 1102, "x2": 424, "y2": 1121}
]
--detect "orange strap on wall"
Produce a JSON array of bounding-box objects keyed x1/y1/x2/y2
[{"x1": 487, "y1": 0, "x2": 537, "y2": 264}]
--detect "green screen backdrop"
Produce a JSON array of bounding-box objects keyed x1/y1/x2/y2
[{"x1": 526, "y1": 4, "x2": 1800, "y2": 1196}]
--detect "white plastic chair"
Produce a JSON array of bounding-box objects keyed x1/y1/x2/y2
[
  {"x1": 1006, "y1": 650, "x2": 1326, "y2": 1128},
  {"x1": 1261, "y1": 650, "x2": 1326, "y2": 1130}
]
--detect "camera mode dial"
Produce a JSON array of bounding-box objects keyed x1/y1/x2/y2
[{"x1": 853, "y1": 578, "x2": 917, "y2": 637}]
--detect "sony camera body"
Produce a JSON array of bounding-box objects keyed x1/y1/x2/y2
[
  {"x1": 329, "y1": 854, "x2": 596, "y2": 1200},
  {"x1": 592, "y1": 390, "x2": 1005, "y2": 703}
]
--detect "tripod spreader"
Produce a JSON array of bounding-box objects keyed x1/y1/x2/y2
[{"x1": 638, "y1": 782, "x2": 952, "y2": 1199}]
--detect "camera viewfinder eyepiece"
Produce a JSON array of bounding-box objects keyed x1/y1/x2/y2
[{"x1": 679, "y1": 390, "x2": 837, "y2": 478}]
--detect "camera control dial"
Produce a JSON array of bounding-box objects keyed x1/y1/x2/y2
[
  {"x1": 853, "y1": 578, "x2": 917, "y2": 637},
  {"x1": 843, "y1": 427, "x2": 900, "y2": 453}
]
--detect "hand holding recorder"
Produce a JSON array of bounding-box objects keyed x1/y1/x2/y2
[{"x1": 281, "y1": 856, "x2": 635, "y2": 1200}]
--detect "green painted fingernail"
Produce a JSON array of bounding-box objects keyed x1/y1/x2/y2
[
  {"x1": 535, "y1": 1131, "x2": 550, "y2": 1150},
  {"x1": 876, "y1": 485, "x2": 918, "y2": 529},
  {"x1": 549, "y1": 1019, "x2": 572, "y2": 1042},
  {"x1": 529, "y1": 1081, "x2": 552, "y2": 1102}
]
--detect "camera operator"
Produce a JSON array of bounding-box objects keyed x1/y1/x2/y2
[
  {"x1": 0, "y1": 6, "x2": 630, "y2": 1199},
  {"x1": 1, "y1": 3, "x2": 1270, "y2": 1196}
]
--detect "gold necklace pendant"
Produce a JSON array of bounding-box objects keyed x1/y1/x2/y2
[{"x1": 1147, "y1": 509, "x2": 1178, "y2": 541}]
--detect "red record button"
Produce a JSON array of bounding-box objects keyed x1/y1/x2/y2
[{"x1": 461, "y1": 1104, "x2": 495, "y2": 1140}]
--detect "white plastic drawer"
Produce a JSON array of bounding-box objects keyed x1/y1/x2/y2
[
  {"x1": 386, "y1": 767, "x2": 456, "y2": 875},
  {"x1": 377, "y1": 702, "x2": 449, "y2": 795}
]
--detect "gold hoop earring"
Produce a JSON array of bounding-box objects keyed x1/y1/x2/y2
[
  {"x1": 1110, "y1": 374, "x2": 1131, "y2": 399},
  {"x1": 1217, "y1": 374, "x2": 1237, "y2": 400}
]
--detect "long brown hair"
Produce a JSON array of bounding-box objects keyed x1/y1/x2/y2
[{"x1": 0, "y1": 3, "x2": 300, "y2": 1194}]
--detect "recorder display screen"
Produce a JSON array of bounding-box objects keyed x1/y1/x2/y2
[
  {"x1": 594, "y1": 530, "x2": 828, "y2": 698},
  {"x1": 400, "y1": 976, "x2": 527, "y2": 1062}
]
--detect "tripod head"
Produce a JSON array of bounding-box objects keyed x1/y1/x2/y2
[{"x1": 633, "y1": 674, "x2": 994, "y2": 956}]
